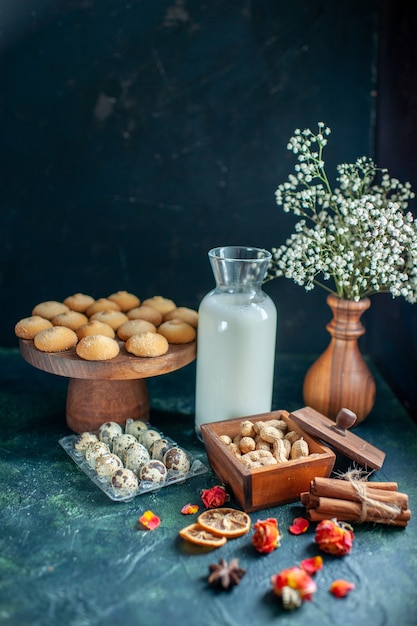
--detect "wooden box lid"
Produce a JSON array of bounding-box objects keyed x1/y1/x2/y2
[{"x1": 289, "y1": 406, "x2": 386, "y2": 471}]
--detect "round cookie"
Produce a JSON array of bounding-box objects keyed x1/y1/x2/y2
[
  {"x1": 76, "y1": 335, "x2": 120, "y2": 361},
  {"x1": 163, "y1": 307, "x2": 199, "y2": 328},
  {"x1": 32, "y1": 300, "x2": 69, "y2": 320},
  {"x1": 63, "y1": 293, "x2": 95, "y2": 312},
  {"x1": 86, "y1": 298, "x2": 121, "y2": 316},
  {"x1": 15, "y1": 316, "x2": 53, "y2": 340},
  {"x1": 157, "y1": 319, "x2": 196, "y2": 344},
  {"x1": 126, "y1": 305, "x2": 163, "y2": 326},
  {"x1": 125, "y1": 332, "x2": 169, "y2": 358},
  {"x1": 51, "y1": 310, "x2": 88, "y2": 330},
  {"x1": 117, "y1": 319, "x2": 156, "y2": 341},
  {"x1": 141, "y1": 295, "x2": 176, "y2": 315},
  {"x1": 108, "y1": 290, "x2": 140, "y2": 312},
  {"x1": 90, "y1": 310, "x2": 129, "y2": 330},
  {"x1": 76, "y1": 320, "x2": 115, "y2": 340},
  {"x1": 34, "y1": 326, "x2": 78, "y2": 352}
]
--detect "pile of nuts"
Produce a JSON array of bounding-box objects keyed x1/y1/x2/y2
[{"x1": 218, "y1": 418, "x2": 315, "y2": 469}]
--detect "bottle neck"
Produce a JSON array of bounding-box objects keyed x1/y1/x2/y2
[{"x1": 209, "y1": 246, "x2": 271, "y2": 292}]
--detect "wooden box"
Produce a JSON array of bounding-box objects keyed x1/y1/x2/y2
[{"x1": 200, "y1": 409, "x2": 336, "y2": 512}]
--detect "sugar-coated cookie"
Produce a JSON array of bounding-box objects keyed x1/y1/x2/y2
[
  {"x1": 63, "y1": 293, "x2": 95, "y2": 312},
  {"x1": 117, "y1": 319, "x2": 157, "y2": 341},
  {"x1": 51, "y1": 310, "x2": 89, "y2": 330},
  {"x1": 89, "y1": 310, "x2": 129, "y2": 330},
  {"x1": 108, "y1": 290, "x2": 140, "y2": 312},
  {"x1": 163, "y1": 307, "x2": 199, "y2": 328},
  {"x1": 15, "y1": 315, "x2": 53, "y2": 339},
  {"x1": 76, "y1": 320, "x2": 116, "y2": 340},
  {"x1": 32, "y1": 300, "x2": 69, "y2": 320},
  {"x1": 126, "y1": 305, "x2": 163, "y2": 326},
  {"x1": 34, "y1": 326, "x2": 78, "y2": 352},
  {"x1": 158, "y1": 319, "x2": 196, "y2": 344},
  {"x1": 125, "y1": 332, "x2": 169, "y2": 357},
  {"x1": 85, "y1": 298, "x2": 121, "y2": 316},
  {"x1": 141, "y1": 295, "x2": 176, "y2": 315},
  {"x1": 76, "y1": 335, "x2": 120, "y2": 361}
]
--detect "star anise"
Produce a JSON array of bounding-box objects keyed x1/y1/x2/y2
[{"x1": 207, "y1": 558, "x2": 246, "y2": 590}]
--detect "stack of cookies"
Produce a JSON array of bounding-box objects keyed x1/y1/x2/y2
[{"x1": 15, "y1": 291, "x2": 198, "y2": 361}]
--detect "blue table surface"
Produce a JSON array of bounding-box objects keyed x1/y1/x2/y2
[{"x1": 0, "y1": 347, "x2": 416, "y2": 626}]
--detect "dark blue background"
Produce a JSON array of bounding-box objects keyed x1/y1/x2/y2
[{"x1": 1, "y1": 0, "x2": 416, "y2": 418}]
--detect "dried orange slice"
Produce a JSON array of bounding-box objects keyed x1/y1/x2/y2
[
  {"x1": 197, "y1": 508, "x2": 251, "y2": 538},
  {"x1": 179, "y1": 523, "x2": 227, "y2": 547}
]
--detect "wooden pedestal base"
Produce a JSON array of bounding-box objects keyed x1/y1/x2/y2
[{"x1": 66, "y1": 378, "x2": 150, "y2": 433}]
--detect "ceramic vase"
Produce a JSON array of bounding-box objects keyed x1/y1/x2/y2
[{"x1": 302, "y1": 293, "x2": 376, "y2": 424}]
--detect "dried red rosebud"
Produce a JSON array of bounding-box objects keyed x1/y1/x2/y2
[
  {"x1": 252, "y1": 518, "x2": 281, "y2": 554},
  {"x1": 314, "y1": 519, "x2": 354, "y2": 556},
  {"x1": 201, "y1": 485, "x2": 228, "y2": 509},
  {"x1": 271, "y1": 566, "x2": 317, "y2": 609}
]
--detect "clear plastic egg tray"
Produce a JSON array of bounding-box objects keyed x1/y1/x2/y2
[{"x1": 59, "y1": 423, "x2": 208, "y2": 502}]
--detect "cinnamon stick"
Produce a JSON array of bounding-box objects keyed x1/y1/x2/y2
[
  {"x1": 311, "y1": 477, "x2": 408, "y2": 510},
  {"x1": 300, "y1": 477, "x2": 411, "y2": 527},
  {"x1": 307, "y1": 496, "x2": 411, "y2": 526}
]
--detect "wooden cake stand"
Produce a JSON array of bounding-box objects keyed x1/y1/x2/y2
[{"x1": 19, "y1": 338, "x2": 196, "y2": 433}]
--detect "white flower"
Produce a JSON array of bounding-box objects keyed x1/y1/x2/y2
[{"x1": 267, "y1": 123, "x2": 417, "y2": 302}]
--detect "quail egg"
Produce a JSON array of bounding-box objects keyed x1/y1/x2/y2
[
  {"x1": 125, "y1": 419, "x2": 148, "y2": 438},
  {"x1": 85, "y1": 441, "x2": 110, "y2": 468},
  {"x1": 149, "y1": 438, "x2": 172, "y2": 462},
  {"x1": 123, "y1": 442, "x2": 150, "y2": 473},
  {"x1": 139, "y1": 459, "x2": 167, "y2": 484},
  {"x1": 74, "y1": 432, "x2": 99, "y2": 454},
  {"x1": 112, "y1": 434, "x2": 138, "y2": 458},
  {"x1": 139, "y1": 429, "x2": 162, "y2": 450},
  {"x1": 110, "y1": 468, "x2": 139, "y2": 495},
  {"x1": 95, "y1": 452, "x2": 123, "y2": 477},
  {"x1": 163, "y1": 447, "x2": 191, "y2": 473},
  {"x1": 98, "y1": 421, "x2": 124, "y2": 448}
]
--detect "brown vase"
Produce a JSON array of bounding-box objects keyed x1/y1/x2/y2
[{"x1": 302, "y1": 294, "x2": 376, "y2": 425}]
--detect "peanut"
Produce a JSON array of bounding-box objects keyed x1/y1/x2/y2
[
  {"x1": 290, "y1": 437, "x2": 309, "y2": 460},
  {"x1": 272, "y1": 438, "x2": 290, "y2": 463},
  {"x1": 239, "y1": 420, "x2": 256, "y2": 438},
  {"x1": 257, "y1": 424, "x2": 284, "y2": 443},
  {"x1": 239, "y1": 436, "x2": 256, "y2": 454}
]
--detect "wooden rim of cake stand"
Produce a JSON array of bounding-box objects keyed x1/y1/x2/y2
[{"x1": 19, "y1": 338, "x2": 196, "y2": 433}]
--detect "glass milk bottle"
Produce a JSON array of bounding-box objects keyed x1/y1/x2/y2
[{"x1": 195, "y1": 246, "x2": 277, "y2": 439}]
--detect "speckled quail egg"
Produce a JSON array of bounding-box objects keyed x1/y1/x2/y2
[
  {"x1": 139, "y1": 459, "x2": 167, "y2": 484},
  {"x1": 123, "y1": 441, "x2": 150, "y2": 473},
  {"x1": 85, "y1": 441, "x2": 110, "y2": 468},
  {"x1": 112, "y1": 434, "x2": 138, "y2": 459},
  {"x1": 98, "y1": 421, "x2": 124, "y2": 448},
  {"x1": 125, "y1": 419, "x2": 148, "y2": 438},
  {"x1": 163, "y1": 447, "x2": 191, "y2": 473},
  {"x1": 139, "y1": 429, "x2": 162, "y2": 450},
  {"x1": 110, "y1": 468, "x2": 139, "y2": 495},
  {"x1": 74, "y1": 432, "x2": 99, "y2": 454},
  {"x1": 95, "y1": 452, "x2": 123, "y2": 477},
  {"x1": 149, "y1": 438, "x2": 172, "y2": 462}
]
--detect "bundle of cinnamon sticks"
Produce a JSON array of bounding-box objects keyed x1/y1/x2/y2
[{"x1": 300, "y1": 477, "x2": 411, "y2": 527}]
